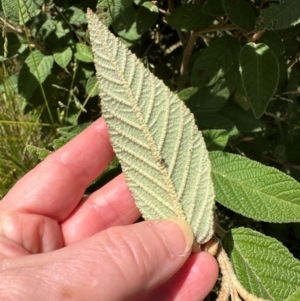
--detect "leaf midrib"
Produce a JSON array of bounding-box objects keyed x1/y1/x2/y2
[{"x1": 97, "y1": 22, "x2": 186, "y2": 219}]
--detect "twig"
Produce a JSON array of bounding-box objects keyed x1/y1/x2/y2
[
  {"x1": 288, "y1": 49, "x2": 300, "y2": 68},
  {"x1": 180, "y1": 31, "x2": 197, "y2": 75},
  {"x1": 196, "y1": 23, "x2": 238, "y2": 35}
]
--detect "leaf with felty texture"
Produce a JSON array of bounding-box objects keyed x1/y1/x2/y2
[
  {"x1": 223, "y1": 227, "x2": 300, "y2": 300},
  {"x1": 167, "y1": 4, "x2": 214, "y2": 31},
  {"x1": 239, "y1": 43, "x2": 279, "y2": 118},
  {"x1": 87, "y1": 9, "x2": 215, "y2": 245},
  {"x1": 222, "y1": 0, "x2": 255, "y2": 31},
  {"x1": 259, "y1": 0, "x2": 300, "y2": 30},
  {"x1": 210, "y1": 151, "x2": 300, "y2": 222}
]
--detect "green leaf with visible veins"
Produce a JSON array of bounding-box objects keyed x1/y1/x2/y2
[
  {"x1": 285, "y1": 289, "x2": 300, "y2": 301},
  {"x1": 259, "y1": 0, "x2": 300, "y2": 30},
  {"x1": 223, "y1": 227, "x2": 300, "y2": 301},
  {"x1": 87, "y1": 9, "x2": 215, "y2": 245},
  {"x1": 239, "y1": 43, "x2": 279, "y2": 118},
  {"x1": 222, "y1": 0, "x2": 256, "y2": 31},
  {"x1": 210, "y1": 151, "x2": 300, "y2": 222}
]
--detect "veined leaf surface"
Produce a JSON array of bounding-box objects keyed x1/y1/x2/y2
[
  {"x1": 223, "y1": 227, "x2": 300, "y2": 300},
  {"x1": 87, "y1": 9, "x2": 215, "y2": 245},
  {"x1": 210, "y1": 151, "x2": 300, "y2": 222}
]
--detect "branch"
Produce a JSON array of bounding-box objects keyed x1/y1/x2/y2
[{"x1": 180, "y1": 31, "x2": 197, "y2": 75}]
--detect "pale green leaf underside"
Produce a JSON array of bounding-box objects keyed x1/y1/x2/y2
[
  {"x1": 210, "y1": 151, "x2": 300, "y2": 222},
  {"x1": 87, "y1": 9, "x2": 215, "y2": 244},
  {"x1": 223, "y1": 227, "x2": 300, "y2": 300}
]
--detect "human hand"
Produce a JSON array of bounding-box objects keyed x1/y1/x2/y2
[{"x1": 0, "y1": 118, "x2": 218, "y2": 300}]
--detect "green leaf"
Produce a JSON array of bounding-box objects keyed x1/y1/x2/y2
[
  {"x1": 24, "y1": 74, "x2": 58, "y2": 114},
  {"x1": 0, "y1": 32, "x2": 27, "y2": 61},
  {"x1": 108, "y1": 0, "x2": 133, "y2": 23},
  {"x1": 259, "y1": 0, "x2": 300, "y2": 30},
  {"x1": 277, "y1": 54, "x2": 288, "y2": 89},
  {"x1": 285, "y1": 289, "x2": 300, "y2": 301},
  {"x1": 96, "y1": 0, "x2": 112, "y2": 26},
  {"x1": 85, "y1": 76, "x2": 99, "y2": 97},
  {"x1": 274, "y1": 144, "x2": 287, "y2": 162},
  {"x1": 52, "y1": 123, "x2": 92, "y2": 150},
  {"x1": 0, "y1": 74, "x2": 18, "y2": 94},
  {"x1": 2, "y1": 0, "x2": 41, "y2": 24},
  {"x1": 74, "y1": 43, "x2": 93, "y2": 63},
  {"x1": 196, "y1": 113, "x2": 238, "y2": 138},
  {"x1": 26, "y1": 145, "x2": 52, "y2": 160},
  {"x1": 2, "y1": 0, "x2": 19, "y2": 23},
  {"x1": 202, "y1": 129, "x2": 228, "y2": 151},
  {"x1": 191, "y1": 36, "x2": 240, "y2": 88},
  {"x1": 220, "y1": 104, "x2": 266, "y2": 133},
  {"x1": 53, "y1": 47, "x2": 72, "y2": 68},
  {"x1": 167, "y1": 4, "x2": 214, "y2": 31},
  {"x1": 210, "y1": 151, "x2": 300, "y2": 222},
  {"x1": 64, "y1": 6, "x2": 87, "y2": 24},
  {"x1": 136, "y1": 2, "x2": 158, "y2": 35},
  {"x1": 87, "y1": 9, "x2": 215, "y2": 245},
  {"x1": 257, "y1": 30, "x2": 285, "y2": 55},
  {"x1": 223, "y1": 227, "x2": 300, "y2": 301},
  {"x1": 180, "y1": 80, "x2": 230, "y2": 114},
  {"x1": 18, "y1": 50, "x2": 54, "y2": 101},
  {"x1": 112, "y1": 5, "x2": 140, "y2": 41},
  {"x1": 239, "y1": 43, "x2": 279, "y2": 118},
  {"x1": 222, "y1": 0, "x2": 256, "y2": 31},
  {"x1": 203, "y1": 0, "x2": 225, "y2": 16},
  {"x1": 232, "y1": 77, "x2": 250, "y2": 110},
  {"x1": 177, "y1": 87, "x2": 198, "y2": 102}
]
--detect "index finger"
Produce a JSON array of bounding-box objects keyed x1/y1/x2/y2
[{"x1": 1, "y1": 118, "x2": 114, "y2": 221}]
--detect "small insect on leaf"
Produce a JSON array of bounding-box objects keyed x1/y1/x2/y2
[{"x1": 87, "y1": 9, "x2": 215, "y2": 246}]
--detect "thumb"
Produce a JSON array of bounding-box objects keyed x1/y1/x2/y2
[
  {"x1": 0, "y1": 219, "x2": 194, "y2": 301},
  {"x1": 92, "y1": 219, "x2": 194, "y2": 300}
]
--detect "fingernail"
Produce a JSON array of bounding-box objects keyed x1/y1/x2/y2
[{"x1": 153, "y1": 219, "x2": 194, "y2": 257}]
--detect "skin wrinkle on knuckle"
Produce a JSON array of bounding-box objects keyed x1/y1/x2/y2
[
  {"x1": 100, "y1": 229, "x2": 131, "y2": 283},
  {"x1": 104, "y1": 227, "x2": 150, "y2": 282}
]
